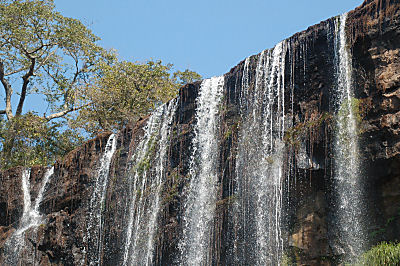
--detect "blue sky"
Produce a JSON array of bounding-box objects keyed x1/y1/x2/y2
[
  {"x1": 54, "y1": 0, "x2": 362, "y2": 79},
  {"x1": 2, "y1": 0, "x2": 363, "y2": 115}
]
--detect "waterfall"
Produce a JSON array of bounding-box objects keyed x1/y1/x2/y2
[
  {"x1": 122, "y1": 99, "x2": 178, "y2": 266},
  {"x1": 333, "y1": 13, "x2": 365, "y2": 259},
  {"x1": 179, "y1": 76, "x2": 225, "y2": 265},
  {"x1": 18, "y1": 167, "x2": 55, "y2": 233},
  {"x1": 34, "y1": 167, "x2": 54, "y2": 214},
  {"x1": 86, "y1": 133, "x2": 117, "y2": 265},
  {"x1": 3, "y1": 167, "x2": 54, "y2": 264},
  {"x1": 233, "y1": 41, "x2": 287, "y2": 265}
]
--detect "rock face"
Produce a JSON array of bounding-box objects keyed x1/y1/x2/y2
[{"x1": 1, "y1": 0, "x2": 400, "y2": 265}]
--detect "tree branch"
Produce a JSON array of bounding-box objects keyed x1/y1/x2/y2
[
  {"x1": 36, "y1": 46, "x2": 58, "y2": 71},
  {"x1": 45, "y1": 103, "x2": 91, "y2": 121},
  {"x1": 0, "y1": 60, "x2": 14, "y2": 120},
  {"x1": 43, "y1": 66, "x2": 61, "y2": 86},
  {"x1": 5, "y1": 66, "x2": 30, "y2": 76},
  {"x1": 16, "y1": 57, "x2": 36, "y2": 116}
]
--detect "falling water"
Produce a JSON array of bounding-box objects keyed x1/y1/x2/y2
[
  {"x1": 144, "y1": 99, "x2": 178, "y2": 264},
  {"x1": 3, "y1": 167, "x2": 54, "y2": 265},
  {"x1": 123, "y1": 99, "x2": 177, "y2": 266},
  {"x1": 86, "y1": 133, "x2": 117, "y2": 265},
  {"x1": 34, "y1": 167, "x2": 54, "y2": 214},
  {"x1": 179, "y1": 76, "x2": 225, "y2": 265},
  {"x1": 333, "y1": 13, "x2": 365, "y2": 259},
  {"x1": 233, "y1": 41, "x2": 287, "y2": 265}
]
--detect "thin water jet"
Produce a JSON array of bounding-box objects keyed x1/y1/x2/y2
[{"x1": 86, "y1": 133, "x2": 117, "y2": 265}]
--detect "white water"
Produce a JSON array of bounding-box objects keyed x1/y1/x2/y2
[
  {"x1": 3, "y1": 167, "x2": 54, "y2": 264},
  {"x1": 86, "y1": 133, "x2": 117, "y2": 265},
  {"x1": 179, "y1": 76, "x2": 225, "y2": 265},
  {"x1": 233, "y1": 41, "x2": 287, "y2": 265},
  {"x1": 123, "y1": 99, "x2": 177, "y2": 266},
  {"x1": 333, "y1": 13, "x2": 365, "y2": 259},
  {"x1": 18, "y1": 167, "x2": 54, "y2": 234},
  {"x1": 145, "y1": 99, "x2": 178, "y2": 264},
  {"x1": 122, "y1": 110, "x2": 162, "y2": 266}
]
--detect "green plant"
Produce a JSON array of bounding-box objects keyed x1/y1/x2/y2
[
  {"x1": 284, "y1": 111, "x2": 332, "y2": 149},
  {"x1": 224, "y1": 128, "x2": 232, "y2": 140},
  {"x1": 132, "y1": 135, "x2": 158, "y2": 176},
  {"x1": 370, "y1": 206, "x2": 400, "y2": 239},
  {"x1": 356, "y1": 242, "x2": 400, "y2": 266},
  {"x1": 215, "y1": 195, "x2": 237, "y2": 208},
  {"x1": 281, "y1": 253, "x2": 295, "y2": 266},
  {"x1": 162, "y1": 169, "x2": 183, "y2": 205},
  {"x1": 336, "y1": 96, "x2": 371, "y2": 136}
]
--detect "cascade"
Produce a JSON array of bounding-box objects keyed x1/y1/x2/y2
[
  {"x1": 122, "y1": 99, "x2": 178, "y2": 266},
  {"x1": 332, "y1": 13, "x2": 365, "y2": 259},
  {"x1": 3, "y1": 167, "x2": 54, "y2": 264},
  {"x1": 86, "y1": 133, "x2": 117, "y2": 265},
  {"x1": 233, "y1": 41, "x2": 287, "y2": 265},
  {"x1": 179, "y1": 76, "x2": 225, "y2": 265}
]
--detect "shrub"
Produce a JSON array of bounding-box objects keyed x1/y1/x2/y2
[{"x1": 357, "y1": 242, "x2": 400, "y2": 266}]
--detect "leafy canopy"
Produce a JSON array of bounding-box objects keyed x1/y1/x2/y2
[
  {"x1": 72, "y1": 60, "x2": 201, "y2": 135},
  {"x1": 0, "y1": 0, "x2": 201, "y2": 168},
  {"x1": 0, "y1": 0, "x2": 112, "y2": 120}
]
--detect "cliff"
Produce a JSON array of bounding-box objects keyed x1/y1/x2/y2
[{"x1": 1, "y1": 0, "x2": 400, "y2": 265}]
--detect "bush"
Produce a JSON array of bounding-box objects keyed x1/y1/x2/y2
[{"x1": 357, "y1": 242, "x2": 400, "y2": 266}]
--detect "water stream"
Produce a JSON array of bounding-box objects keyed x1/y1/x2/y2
[
  {"x1": 333, "y1": 13, "x2": 366, "y2": 259},
  {"x1": 179, "y1": 76, "x2": 225, "y2": 265},
  {"x1": 3, "y1": 167, "x2": 54, "y2": 265},
  {"x1": 86, "y1": 133, "x2": 117, "y2": 265},
  {"x1": 123, "y1": 99, "x2": 178, "y2": 266},
  {"x1": 233, "y1": 41, "x2": 287, "y2": 265}
]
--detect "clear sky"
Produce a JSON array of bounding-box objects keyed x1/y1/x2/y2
[
  {"x1": 3, "y1": 0, "x2": 364, "y2": 115},
  {"x1": 54, "y1": 0, "x2": 362, "y2": 79}
]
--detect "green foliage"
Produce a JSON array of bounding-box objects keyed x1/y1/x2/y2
[
  {"x1": 72, "y1": 60, "x2": 176, "y2": 135},
  {"x1": 356, "y1": 242, "x2": 400, "y2": 266},
  {"x1": 0, "y1": 0, "x2": 201, "y2": 168},
  {"x1": 173, "y1": 69, "x2": 202, "y2": 86},
  {"x1": 0, "y1": 0, "x2": 111, "y2": 117},
  {"x1": 0, "y1": 113, "x2": 83, "y2": 168},
  {"x1": 72, "y1": 61, "x2": 201, "y2": 136},
  {"x1": 284, "y1": 112, "x2": 332, "y2": 148},
  {"x1": 216, "y1": 195, "x2": 237, "y2": 208},
  {"x1": 281, "y1": 253, "x2": 295, "y2": 266},
  {"x1": 163, "y1": 171, "x2": 181, "y2": 205},
  {"x1": 337, "y1": 97, "x2": 362, "y2": 127},
  {"x1": 0, "y1": 0, "x2": 109, "y2": 168},
  {"x1": 133, "y1": 135, "x2": 158, "y2": 177},
  {"x1": 224, "y1": 128, "x2": 232, "y2": 140},
  {"x1": 370, "y1": 207, "x2": 400, "y2": 239}
]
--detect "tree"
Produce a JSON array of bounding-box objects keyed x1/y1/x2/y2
[
  {"x1": 71, "y1": 60, "x2": 202, "y2": 136},
  {"x1": 0, "y1": 0, "x2": 111, "y2": 120},
  {"x1": 0, "y1": 113, "x2": 83, "y2": 167},
  {"x1": 0, "y1": 0, "x2": 202, "y2": 168},
  {"x1": 0, "y1": 0, "x2": 112, "y2": 168},
  {"x1": 173, "y1": 69, "x2": 202, "y2": 86}
]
